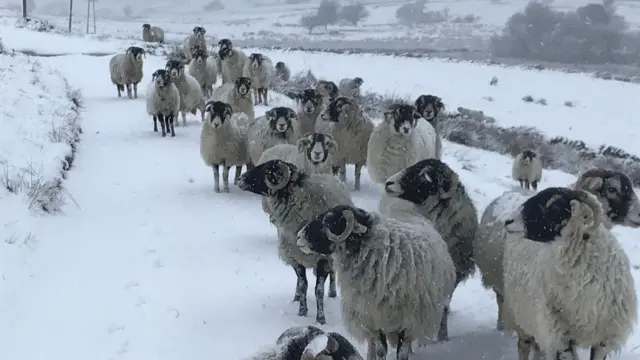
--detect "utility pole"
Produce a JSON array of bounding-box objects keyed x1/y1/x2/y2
[
  {"x1": 22, "y1": 0, "x2": 27, "y2": 18},
  {"x1": 86, "y1": 0, "x2": 97, "y2": 34},
  {"x1": 68, "y1": 0, "x2": 74, "y2": 33}
]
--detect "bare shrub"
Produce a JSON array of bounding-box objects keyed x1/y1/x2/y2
[
  {"x1": 0, "y1": 37, "x2": 5, "y2": 54},
  {"x1": 522, "y1": 95, "x2": 534, "y2": 102},
  {"x1": 300, "y1": 15, "x2": 324, "y2": 34},
  {"x1": 564, "y1": 100, "x2": 574, "y2": 107},
  {"x1": 340, "y1": 4, "x2": 370, "y2": 25},
  {"x1": 203, "y1": 0, "x2": 224, "y2": 11}
]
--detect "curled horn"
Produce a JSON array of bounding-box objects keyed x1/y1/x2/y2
[
  {"x1": 577, "y1": 190, "x2": 603, "y2": 231},
  {"x1": 264, "y1": 162, "x2": 291, "y2": 192},
  {"x1": 325, "y1": 335, "x2": 339, "y2": 353},
  {"x1": 325, "y1": 209, "x2": 366, "y2": 243},
  {"x1": 151, "y1": 70, "x2": 159, "y2": 81},
  {"x1": 439, "y1": 170, "x2": 459, "y2": 199}
]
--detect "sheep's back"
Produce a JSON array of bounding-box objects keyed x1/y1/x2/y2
[
  {"x1": 332, "y1": 113, "x2": 373, "y2": 165},
  {"x1": 212, "y1": 83, "x2": 233, "y2": 102},
  {"x1": 151, "y1": 26, "x2": 164, "y2": 42},
  {"x1": 257, "y1": 144, "x2": 308, "y2": 172},
  {"x1": 247, "y1": 118, "x2": 296, "y2": 164},
  {"x1": 366, "y1": 124, "x2": 417, "y2": 184},
  {"x1": 414, "y1": 120, "x2": 438, "y2": 161},
  {"x1": 176, "y1": 74, "x2": 204, "y2": 110},
  {"x1": 109, "y1": 54, "x2": 125, "y2": 84}
]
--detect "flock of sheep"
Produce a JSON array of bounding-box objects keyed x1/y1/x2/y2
[{"x1": 104, "y1": 24, "x2": 640, "y2": 360}]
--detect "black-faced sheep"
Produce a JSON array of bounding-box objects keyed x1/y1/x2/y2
[
  {"x1": 165, "y1": 59, "x2": 206, "y2": 127},
  {"x1": 183, "y1": 26, "x2": 207, "y2": 63},
  {"x1": 294, "y1": 89, "x2": 332, "y2": 138},
  {"x1": 142, "y1": 23, "x2": 164, "y2": 43},
  {"x1": 414, "y1": 94, "x2": 445, "y2": 159},
  {"x1": 219, "y1": 40, "x2": 248, "y2": 85},
  {"x1": 246, "y1": 106, "x2": 298, "y2": 165},
  {"x1": 211, "y1": 76, "x2": 255, "y2": 122},
  {"x1": 511, "y1": 149, "x2": 542, "y2": 191},
  {"x1": 188, "y1": 47, "x2": 217, "y2": 98},
  {"x1": 338, "y1": 77, "x2": 363, "y2": 99},
  {"x1": 146, "y1": 69, "x2": 180, "y2": 137},
  {"x1": 258, "y1": 133, "x2": 337, "y2": 176},
  {"x1": 274, "y1": 61, "x2": 291, "y2": 82},
  {"x1": 243, "y1": 53, "x2": 274, "y2": 106},
  {"x1": 315, "y1": 80, "x2": 339, "y2": 106},
  {"x1": 109, "y1": 46, "x2": 145, "y2": 99}
]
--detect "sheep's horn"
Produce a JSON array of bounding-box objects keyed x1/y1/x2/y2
[
  {"x1": 578, "y1": 190, "x2": 603, "y2": 231},
  {"x1": 439, "y1": 171, "x2": 459, "y2": 199},
  {"x1": 325, "y1": 209, "x2": 355, "y2": 243},
  {"x1": 265, "y1": 162, "x2": 291, "y2": 192}
]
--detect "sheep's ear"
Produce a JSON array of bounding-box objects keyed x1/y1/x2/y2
[
  {"x1": 225, "y1": 103, "x2": 234, "y2": 117},
  {"x1": 151, "y1": 70, "x2": 159, "y2": 80},
  {"x1": 436, "y1": 98, "x2": 445, "y2": 111},
  {"x1": 192, "y1": 27, "x2": 198, "y2": 34},
  {"x1": 297, "y1": 135, "x2": 311, "y2": 152},
  {"x1": 287, "y1": 108, "x2": 297, "y2": 120},
  {"x1": 126, "y1": 47, "x2": 132, "y2": 55},
  {"x1": 325, "y1": 335, "x2": 339, "y2": 353},
  {"x1": 265, "y1": 110, "x2": 275, "y2": 120},
  {"x1": 324, "y1": 134, "x2": 337, "y2": 150},
  {"x1": 579, "y1": 176, "x2": 604, "y2": 193}
]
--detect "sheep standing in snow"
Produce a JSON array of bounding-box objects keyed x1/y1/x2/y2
[
  {"x1": 243, "y1": 53, "x2": 274, "y2": 106},
  {"x1": 246, "y1": 107, "x2": 298, "y2": 165},
  {"x1": 237, "y1": 160, "x2": 354, "y2": 324},
  {"x1": 274, "y1": 61, "x2": 291, "y2": 82},
  {"x1": 512, "y1": 149, "x2": 542, "y2": 191},
  {"x1": 474, "y1": 168, "x2": 640, "y2": 331},
  {"x1": 382, "y1": 158, "x2": 478, "y2": 341},
  {"x1": 188, "y1": 47, "x2": 217, "y2": 98},
  {"x1": 109, "y1": 46, "x2": 145, "y2": 99},
  {"x1": 315, "y1": 80, "x2": 339, "y2": 105},
  {"x1": 141, "y1": 23, "x2": 164, "y2": 43},
  {"x1": 182, "y1": 26, "x2": 207, "y2": 63},
  {"x1": 338, "y1": 77, "x2": 363, "y2": 100},
  {"x1": 165, "y1": 59, "x2": 206, "y2": 127},
  {"x1": 366, "y1": 103, "x2": 438, "y2": 184},
  {"x1": 219, "y1": 40, "x2": 248, "y2": 85},
  {"x1": 200, "y1": 101, "x2": 251, "y2": 193},
  {"x1": 296, "y1": 205, "x2": 455, "y2": 359},
  {"x1": 502, "y1": 187, "x2": 637, "y2": 360},
  {"x1": 320, "y1": 97, "x2": 374, "y2": 191},
  {"x1": 294, "y1": 89, "x2": 332, "y2": 137},
  {"x1": 414, "y1": 94, "x2": 444, "y2": 159},
  {"x1": 211, "y1": 76, "x2": 255, "y2": 122},
  {"x1": 146, "y1": 69, "x2": 180, "y2": 137},
  {"x1": 258, "y1": 133, "x2": 337, "y2": 176}
]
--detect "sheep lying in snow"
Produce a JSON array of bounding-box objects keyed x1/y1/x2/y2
[
  {"x1": 512, "y1": 149, "x2": 542, "y2": 191},
  {"x1": 503, "y1": 187, "x2": 637, "y2": 360},
  {"x1": 243, "y1": 53, "x2": 274, "y2": 106},
  {"x1": 237, "y1": 160, "x2": 354, "y2": 324},
  {"x1": 165, "y1": 59, "x2": 206, "y2": 127},
  {"x1": 320, "y1": 97, "x2": 374, "y2": 191},
  {"x1": 381, "y1": 158, "x2": 478, "y2": 342},
  {"x1": 219, "y1": 40, "x2": 248, "y2": 85},
  {"x1": 315, "y1": 80, "x2": 339, "y2": 105},
  {"x1": 188, "y1": 47, "x2": 217, "y2": 98},
  {"x1": 211, "y1": 76, "x2": 255, "y2": 122},
  {"x1": 274, "y1": 61, "x2": 291, "y2": 82},
  {"x1": 297, "y1": 205, "x2": 455, "y2": 359},
  {"x1": 109, "y1": 46, "x2": 145, "y2": 99},
  {"x1": 366, "y1": 103, "x2": 437, "y2": 184},
  {"x1": 294, "y1": 89, "x2": 332, "y2": 137},
  {"x1": 146, "y1": 69, "x2": 180, "y2": 137},
  {"x1": 183, "y1": 26, "x2": 207, "y2": 63},
  {"x1": 142, "y1": 23, "x2": 164, "y2": 43},
  {"x1": 246, "y1": 106, "x2": 298, "y2": 165},
  {"x1": 414, "y1": 94, "x2": 444, "y2": 159},
  {"x1": 200, "y1": 101, "x2": 251, "y2": 193},
  {"x1": 474, "y1": 167, "x2": 640, "y2": 331},
  {"x1": 338, "y1": 77, "x2": 363, "y2": 99}
]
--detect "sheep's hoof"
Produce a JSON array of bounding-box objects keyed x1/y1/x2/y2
[
  {"x1": 298, "y1": 307, "x2": 308, "y2": 317},
  {"x1": 328, "y1": 290, "x2": 337, "y2": 298},
  {"x1": 223, "y1": 187, "x2": 230, "y2": 193},
  {"x1": 161, "y1": 133, "x2": 166, "y2": 137},
  {"x1": 316, "y1": 315, "x2": 326, "y2": 325},
  {"x1": 214, "y1": 187, "x2": 220, "y2": 193}
]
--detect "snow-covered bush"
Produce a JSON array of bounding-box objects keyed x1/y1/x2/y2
[
  {"x1": 123, "y1": 5, "x2": 133, "y2": 18},
  {"x1": 339, "y1": 4, "x2": 370, "y2": 25},
  {"x1": 0, "y1": 37, "x2": 6, "y2": 54}
]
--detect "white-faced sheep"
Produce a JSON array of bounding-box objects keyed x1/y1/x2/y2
[
  {"x1": 211, "y1": 76, "x2": 255, "y2": 122},
  {"x1": 315, "y1": 80, "x2": 339, "y2": 105},
  {"x1": 294, "y1": 89, "x2": 332, "y2": 138},
  {"x1": 338, "y1": 77, "x2": 363, "y2": 99},
  {"x1": 200, "y1": 101, "x2": 251, "y2": 193},
  {"x1": 502, "y1": 187, "x2": 637, "y2": 360},
  {"x1": 219, "y1": 39, "x2": 248, "y2": 85},
  {"x1": 237, "y1": 160, "x2": 355, "y2": 324},
  {"x1": 366, "y1": 103, "x2": 438, "y2": 184},
  {"x1": 382, "y1": 158, "x2": 478, "y2": 342},
  {"x1": 474, "y1": 168, "x2": 640, "y2": 332},
  {"x1": 246, "y1": 106, "x2": 298, "y2": 166},
  {"x1": 165, "y1": 59, "x2": 206, "y2": 127},
  {"x1": 146, "y1": 69, "x2": 180, "y2": 138},
  {"x1": 243, "y1": 53, "x2": 274, "y2": 106},
  {"x1": 414, "y1": 94, "x2": 445, "y2": 159},
  {"x1": 512, "y1": 149, "x2": 542, "y2": 191},
  {"x1": 109, "y1": 46, "x2": 145, "y2": 99},
  {"x1": 182, "y1": 26, "x2": 207, "y2": 63},
  {"x1": 141, "y1": 23, "x2": 164, "y2": 43},
  {"x1": 296, "y1": 205, "x2": 455, "y2": 360},
  {"x1": 320, "y1": 97, "x2": 374, "y2": 191},
  {"x1": 188, "y1": 47, "x2": 217, "y2": 98},
  {"x1": 274, "y1": 61, "x2": 291, "y2": 82}
]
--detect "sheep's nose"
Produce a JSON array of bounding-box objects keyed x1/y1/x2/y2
[
  {"x1": 505, "y1": 219, "x2": 514, "y2": 226},
  {"x1": 314, "y1": 151, "x2": 322, "y2": 157},
  {"x1": 384, "y1": 181, "x2": 394, "y2": 192}
]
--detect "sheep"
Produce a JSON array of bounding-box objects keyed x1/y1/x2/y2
[
  {"x1": 243, "y1": 53, "x2": 274, "y2": 106},
  {"x1": 512, "y1": 149, "x2": 543, "y2": 191},
  {"x1": 211, "y1": 76, "x2": 255, "y2": 122},
  {"x1": 165, "y1": 59, "x2": 206, "y2": 127},
  {"x1": 274, "y1": 61, "x2": 291, "y2": 82},
  {"x1": 219, "y1": 41, "x2": 248, "y2": 85},
  {"x1": 141, "y1": 23, "x2": 164, "y2": 43},
  {"x1": 294, "y1": 89, "x2": 332, "y2": 137},
  {"x1": 188, "y1": 47, "x2": 217, "y2": 98},
  {"x1": 366, "y1": 103, "x2": 438, "y2": 184},
  {"x1": 218, "y1": 38, "x2": 233, "y2": 52},
  {"x1": 502, "y1": 187, "x2": 637, "y2": 360},
  {"x1": 474, "y1": 168, "x2": 640, "y2": 332},
  {"x1": 382, "y1": 158, "x2": 478, "y2": 342},
  {"x1": 237, "y1": 160, "x2": 355, "y2": 324},
  {"x1": 258, "y1": 133, "x2": 337, "y2": 176},
  {"x1": 246, "y1": 106, "x2": 298, "y2": 166},
  {"x1": 296, "y1": 205, "x2": 456, "y2": 360},
  {"x1": 146, "y1": 69, "x2": 180, "y2": 138},
  {"x1": 109, "y1": 46, "x2": 145, "y2": 99},
  {"x1": 200, "y1": 101, "x2": 251, "y2": 193},
  {"x1": 338, "y1": 77, "x2": 363, "y2": 99},
  {"x1": 414, "y1": 94, "x2": 445, "y2": 159},
  {"x1": 182, "y1": 26, "x2": 207, "y2": 63},
  {"x1": 319, "y1": 97, "x2": 374, "y2": 191},
  {"x1": 315, "y1": 80, "x2": 339, "y2": 105}
]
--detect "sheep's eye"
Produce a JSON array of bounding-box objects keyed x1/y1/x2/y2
[{"x1": 607, "y1": 187, "x2": 617, "y2": 194}]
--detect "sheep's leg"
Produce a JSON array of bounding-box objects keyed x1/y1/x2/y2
[
  {"x1": 517, "y1": 335, "x2": 534, "y2": 360},
  {"x1": 125, "y1": 83, "x2": 132, "y2": 99},
  {"x1": 532, "y1": 342, "x2": 543, "y2": 360},
  {"x1": 313, "y1": 259, "x2": 330, "y2": 324},
  {"x1": 133, "y1": 83, "x2": 138, "y2": 99},
  {"x1": 222, "y1": 165, "x2": 231, "y2": 193},
  {"x1": 168, "y1": 114, "x2": 176, "y2": 137},
  {"x1": 332, "y1": 166, "x2": 341, "y2": 177},
  {"x1": 339, "y1": 165, "x2": 347, "y2": 183},
  {"x1": 590, "y1": 344, "x2": 608, "y2": 360},
  {"x1": 328, "y1": 270, "x2": 337, "y2": 298},
  {"x1": 532, "y1": 180, "x2": 538, "y2": 191},
  {"x1": 246, "y1": 162, "x2": 255, "y2": 171},
  {"x1": 253, "y1": 88, "x2": 259, "y2": 105},
  {"x1": 524, "y1": 180, "x2": 530, "y2": 190},
  {"x1": 212, "y1": 164, "x2": 220, "y2": 193},
  {"x1": 396, "y1": 329, "x2": 411, "y2": 360},
  {"x1": 292, "y1": 263, "x2": 308, "y2": 317},
  {"x1": 437, "y1": 305, "x2": 450, "y2": 342},
  {"x1": 116, "y1": 84, "x2": 122, "y2": 97},
  {"x1": 496, "y1": 291, "x2": 504, "y2": 330},
  {"x1": 518, "y1": 179, "x2": 524, "y2": 188},
  {"x1": 354, "y1": 163, "x2": 363, "y2": 191},
  {"x1": 181, "y1": 110, "x2": 187, "y2": 127},
  {"x1": 552, "y1": 339, "x2": 578, "y2": 360},
  {"x1": 366, "y1": 332, "x2": 387, "y2": 360},
  {"x1": 233, "y1": 165, "x2": 243, "y2": 185},
  {"x1": 263, "y1": 88, "x2": 269, "y2": 106},
  {"x1": 157, "y1": 114, "x2": 166, "y2": 137},
  {"x1": 153, "y1": 115, "x2": 158, "y2": 133}
]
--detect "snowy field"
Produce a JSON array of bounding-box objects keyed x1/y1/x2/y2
[{"x1": 1, "y1": 21, "x2": 640, "y2": 360}]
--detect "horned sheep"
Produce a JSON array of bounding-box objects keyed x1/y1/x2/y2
[
  {"x1": 237, "y1": 160, "x2": 355, "y2": 324},
  {"x1": 315, "y1": 80, "x2": 339, "y2": 105},
  {"x1": 274, "y1": 61, "x2": 291, "y2": 82},
  {"x1": 141, "y1": 23, "x2": 164, "y2": 43},
  {"x1": 165, "y1": 59, "x2": 206, "y2": 127},
  {"x1": 109, "y1": 46, "x2": 145, "y2": 99},
  {"x1": 146, "y1": 69, "x2": 180, "y2": 137},
  {"x1": 474, "y1": 168, "x2": 640, "y2": 331},
  {"x1": 211, "y1": 76, "x2": 255, "y2": 122},
  {"x1": 366, "y1": 103, "x2": 438, "y2": 184},
  {"x1": 219, "y1": 39, "x2": 248, "y2": 85},
  {"x1": 381, "y1": 158, "x2": 478, "y2": 341},
  {"x1": 243, "y1": 53, "x2": 274, "y2": 106},
  {"x1": 188, "y1": 47, "x2": 218, "y2": 98},
  {"x1": 502, "y1": 187, "x2": 637, "y2": 360},
  {"x1": 246, "y1": 106, "x2": 298, "y2": 165},
  {"x1": 296, "y1": 205, "x2": 455, "y2": 360},
  {"x1": 511, "y1": 149, "x2": 543, "y2": 191},
  {"x1": 338, "y1": 77, "x2": 363, "y2": 99},
  {"x1": 320, "y1": 97, "x2": 374, "y2": 191},
  {"x1": 258, "y1": 133, "x2": 337, "y2": 176},
  {"x1": 182, "y1": 26, "x2": 207, "y2": 63},
  {"x1": 294, "y1": 89, "x2": 332, "y2": 138},
  {"x1": 414, "y1": 94, "x2": 444, "y2": 159}
]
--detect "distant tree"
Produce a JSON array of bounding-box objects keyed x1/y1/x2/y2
[
  {"x1": 339, "y1": 4, "x2": 370, "y2": 25},
  {"x1": 577, "y1": 3, "x2": 610, "y2": 24},
  {"x1": 123, "y1": 4, "x2": 133, "y2": 18},
  {"x1": 316, "y1": 0, "x2": 339, "y2": 29},
  {"x1": 300, "y1": 14, "x2": 324, "y2": 34}
]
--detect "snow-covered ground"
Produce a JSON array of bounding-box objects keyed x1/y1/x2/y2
[{"x1": 1, "y1": 25, "x2": 640, "y2": 360}]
